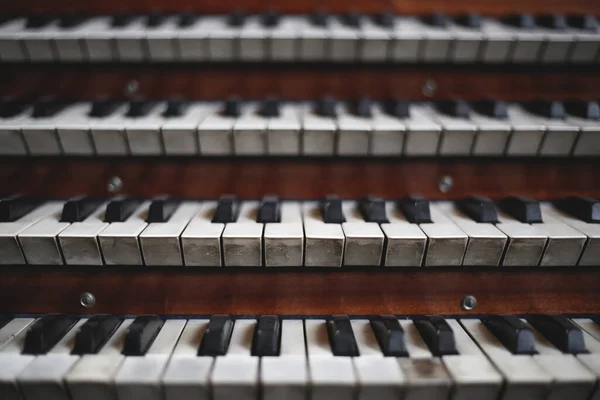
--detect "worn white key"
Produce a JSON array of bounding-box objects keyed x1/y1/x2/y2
[
  {"x1": 21, "y1": 20, "x2": 59, "y2": 62},
  {"x1": 0, "y1": 201, "x2": 64, "y2": 265},
  {"x1": 0, "y1": 318, "x2": 38, "y2": 400},
  {"x1": 425, "y1": 104, "x2": 477, "y2": 156},
  {"x1": 162, "y1": 102, "x2": 213, "y2": 155},
  {"x1": 99, "y1": 201, "x2": 149, "y2": 265},
  {"x1": 89, "y1": 103, "x2": 130, "y2": 155},
  {"x1": 359, "y1": 18, "x2": 391, "y2": 62},
  {"x1": 20, "y1": 106, "x2": 63, "y2": 156},
  {"x1": 449, "y1": 21, "x2": 484, "y2": 63},
  {"x1": 420, "y1": 19, "x2": 452, "y2": 63},
  {"x1": 54, "y1": 102, "x2": 95, "y2": 155},
  {"x1": 298, "y1": 16, "x2": 328, "y2": 61},
  {"x1": 58, "y1": 201, "x2": 108, "y2": 265},
  {"x1": 303, "y1": 201, "x2": 345, "y2": 267},
  {"x1": 370, "y1": 103, "x2": 405, "y2": 156},
  {"x1": 264, "y1": 202, "x2": 303, "y2": 267},
  {"x1": 79, "y1": 17, "x2": 115, "y2": 62},
  {"x1": 269, "y1": 16, "x2": 300, "y2": 61},
  {"x1": 329, "y1": 17, "x2": 358, "y2": 62},
  {"x1": 568, "y1": 25, "x2": 600, "y2": 64},
  {"x1": 538, "y1": 26, "x2": 574, "y2": 64},
  {"x1": 124, "y1": 102, "x2": 165, "y2": 155},
  {"x1": 495, "y1": 213, "x2": 547, "y2": 266},
  {"x1": 420, "y1": 204, "x2": 468, "y2": 266},
  {"x1": 145, "y1": 17, "x2": 179, "y2": 62},
  {"x1": 181, "y1": 202, "x2": 224, "y2": 267},
  {"x1": 508, "y1": 23, "x2": 545, "y2": 63},
  {"x1": 222, "y1": 201, "x2": 263, "y2": 266},
  {"x1": 0, "y1": 318, "x2": 34, "y2": 351},
  {"x1": 567, "y1": 113, "x2": 600, "y2": 157},
  {"x1": 238, "y1": 16, "x2": 266, "y2": 61},
  {"x1": 0, "y1": 18, "x2": 28, "y2": 62},
  {"x1": 470, "y1": 108, "x2": 511, "y2": 156},
  {"x1": 534, "y1": 114, "x2": 580, "y2": 157},
  {"x1": 52, "y1": 20, "x2": 89, "y2": 62},
  {"x1": 267, "y1": 103, "x2": 301, "y2": 155},
  {"x1": 197, "y1": 103, "x2": 234, "y2": 155},
  {"x1": 233, "y1": 103, "x2": 267, "y2": 155},
  {"x1": 302, "y1": 102, "x2": 337, "y2": 155},
  {"x1": 534, "y1": 213, "x2": 586, "y2": 266},
  {"x1": 342, "y1": 201, "x2": 384, "y2": 266},
  {"x1": 381, "y1": 202, "x2": 427, "y2": 267},
  {"x1": 505, "y1": 104, "x2": 547, "y2": 156},
  {"x1": 391, "y1": 17, "x2": 423, "y2": 62},
  {"x1": 461, "y1": 319, "x2": 552, "y2": 400},
  {"x1": 404, "y1": 104, "x2": 442, "y2": 156},
  {"x1": 140, "y1": 201, "x2": 200, "y2": 266},
  {"x1": 204, "y1": 16, "x2": 237, "y2": 61},
  {"x1": 572, "y1": 319, "x2": 600, "y2": 400},
  {"x1": 177, "y1": 17, "x2": 207, "y2": 62},
  {"x1": 113, "y1": 17, "x2": 147, "y2": 62},
  {"x1": 480, "y1": 18, "x2": 514, "y2": 63},
  {"x1": 0, "y1": 103, "x2": 30, "y2": 155},
  {"x1": 336, "y1": 103, "x2": 371, "y2": 156},
  {"x1": 18, "y1": 202, "x2": 69, "y2": 265}
]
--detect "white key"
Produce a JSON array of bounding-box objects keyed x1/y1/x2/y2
[
  {"x1": 140, "y1": 201, "x2": 200, "y2": 266},
  {"x1": 404, "y1": 104, "x2": 442, "y2": 156},
  {"x1": 261, "y1": 320, "x2": 308, "y2": 400},
  {"x1": 211, "y1": 319, "x2": 259, "y2": 400},
  {"x1": 113, "y1": 17, "x2": 147, "y2": 62},
  {"x1": 505, "y1": 104, "x2": 546, "y2": 156},
  {"x1": 470, "y1": 108, "x2": 511, "y2": 156},
  {"x1": 342, "y1": 201, "x2": 384, "y2": 266},
  {"x1": 572, "y1": 319, "x2": 600, "y2": 400},
  {"x1": 264, "y1": 202, "x2": 303, "y2": 267},
  {"x1": 534, "y1": 212, "x2": 586, "y2": 266},
  {"x1": 89, "y1": 103, "x2": 130, "y2": 156},
  {"x1": 145, "y1": 17, "x2": 179, "y2": 62},
  {"x1": 20, "y1": 106, "x2": 63, "y2": 156},
  {"x1": 0, "y1": 318, "x2": 38, "y2": 400},
  {"x1": 496, "y1": 210, "x2": 547, "y2": 266},
  {"x1": 534, "y1": 114, "x2": 580, "y2": 157},
  {"x1": 0, "y1": 318, "x2": 34, "y2": 350},
  {"x1": 329, "y1": 17, "x2": 358, "y2": 62},
  {"x1": 267, "y1": 103, "x2": 301, "y2": 156},
  {"x1": 420, "y1": 204, "x2": 468, "y2": 266},
  {"x1": 115, "y1": 320, "x2": 185, "y2": 400},
  {"x1": 568, "y1": 25, "x2": 600, "y2": 64},
  {"x1": 162, "y1": 320, "x2": 213, "y2": 400},
  {"x1": 391, "y1": 17, "x2": 423, "y2": 62},
  {"x1": 58, "y1": 201, "x2": 108, "y2": 265},
  {"x1": 197, "y1": 103, "x2": 234, "y2": 155},
  {"x1": 538, "y1": 26, "x2": 574, "y2": 64},
  {"x1": 79, "y1": 17, "x2": 115, "y2": 62},
  {"x1": 233, "y1": 103, "x2": 267, "y2": 155},
  {"x1": 0, "y1": 18, "x2": 27, "y2": 62},
  {"x1": 443, "y1": 320, "x2": 502, "y2": 400},
  {"x1": 269, "y1": 16, "x2": 300, "y2": 61},
  {"x1": 480, "y1": 18, "x2": 514, "y2": 63},
  {"x1": 0, "y1": 103, "x2": 30, "y2": 155},
  {"x1": 177, "y1": 18, "x2": 208, "y2": 62},
  {"x1": 360, "y1": 18, "x2": 391, "y2": 62},
  {"x1": 303, "y1": 201, "x2": 345, "y2": 267},
  {"x1": 99, "y1": 201, "x2": 149, "y2": 265},
  {"x1": 17, "y1": 318, "x2": 86, "y2": 400},
  {"x1": 460, "y1": 319, "x2": 552, "y2": 400},
  {"x1": 425, "y1": 104, "x2": 477, "y2": 156},
  {"x1": 381, "y1": 202, "x2": 427, "y2": 267},
  {"x1": 181, "y1": 202, "x2": 225, "y2": 266},
  {"x1": 370, "y1": 103, "x2": 405, "y2": 156},
  {"x1": 436, "y1": 201, "x2": 507, "y2": 266},
  {"x1": 508, "y1": 23, "x2": 545, "y2": 63},
  {"x1": 420, "y1": 19, "x2": 452, "y2": 63},
  {"x1": 567, "y1": 113, "x2": 600, "y2": 157},
  {"x1": 204, "y1": 16, "x2": 237, "y2": 61},
  {"x1": 222, "y1": 201, "x2": 263, "y2": 266},
  {"x1": 21, "y1": 20, "x2": 59, "y2": 62},
  {"x1": 305, "y1": 319, "x2": 356, "y2": 400},
  {"x1": 52, "y1": 20, "x2": 89, "y2": 62},
  {"x1": 449, "y1": 21, "x2": 484, "y2": 63},
  {"x1": 162, "y1": 102, "x2": 214, "y2": 156},
  {"x1": 54, "y1": 102, "x2": 95, "y2": 155},
  {"x1": 298, "y1": 16, "x2": 328, "y2": 61},
  {"x1": 124, "y1": 102, "x2": 165, "y2": 155},
  {"x1": 0, "y1": 201, "x2": 63, "y2": 265},
  {"x1": 302, "y1": 102, "x2": 337, "y2": 155},
  {"x1": 238, "y1": 16, "x2": 266, "y2": 61},
  {"x1": 336, "y1": 103, "x2": 371, "y2": 156},
  {"x1": 18, "y1": 202, "x2": 69, "y2": 265}
]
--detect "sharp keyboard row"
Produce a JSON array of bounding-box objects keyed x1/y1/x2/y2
[
  {"x1": 1, "y1": 12, "x2": 600, "y2": 64},
  {"x1": 1, "y1": 313, "x2": 600, "y2": 400},
  {"x1": 1, "y1": 193, "x2": 599, "y2": 267},
  {"x1": 1, "y1": 97, "x2": 600, "y2": 157}
]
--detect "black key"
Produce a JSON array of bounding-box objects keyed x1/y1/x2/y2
[
  {"x1": 342, "y1": 12, "x2": 363, "y2": 28},
  {"x1": 0, "y1": 195, "x2": 43, "y2": 222},
  {"x1": 472, "y1": 100, "x2": 509, "y2": 119},
  {"x1": 497, "y1": 196, "x2": 543, "y2": 223},
  {"x1": 383, "y1": 99, "x2": 410, "y2": 118},
  {"x1": 223, "y1": 96, "x2": 242, "y2": 117},
  {"x1": 122, "y1": 315, "x2": 163, "y2": 356},
  {"x1": 482, "y1": 315, "x2": 536, "y2": 355},
  {"x1": 32, "y1": 97, "x2": 69, "y2": 118},
  {"x1": 527, "y1": 315, "x2": 587, "y2": 354},
  {"x1": 23, "y1": 314, "x2": 78, "y2": 355},
  {"x1": 457, "y1": 195, "x2": 499, "y2": 223},
  {"x1": 397, "y1": 195, "x2": 432, "y2": 224},
  {"x1": 72, "y1": 315, "x2": 122, "y2": 355},
  {"x1": 353, "y1": 98, "x2": 373, "y2": 118},
  {"x1": 370, "y1": 315, "x2": 407, "y2": 357},
  {"x1": 414, "y1": 316, "x2": 458, "y2": 356},
  {"x1": 322, "y1": 195, "x2": 345, "y2": 224},
  {"x1": 593, "y1": 316, "x2": 600, "y2": 326},
  {"x1": 251, "y1": 315, "x2": 281, "y2": 356},
  {"x1": 566, "y1": 14, "x2": 599, "y2": 31},
  {"x1": 59, "y1": 13, "x2": 88, "y2": 29},
  {"x1": 60, "y1": 196, "x2": 105, "y2": 223},
  {"x1": 0, "y1": 97, "x2": 29, "y2": 118},
  {"x1": 503, "y1": 14, "x2": 537, "y2": 29},
  {"x1": 536, "y1": 14, "x2": 568, "y2": 30},
  {"x1": 178, "y1": 12, "x2": 199, "y2": 28},
  {"x1": 327, "y1": 315, "x2": 359, "y2": 357},
  {"x1": 104, "y1": 196, "x2": 141, "y2": 223},
  {"x1": 26, "y1": 14, "x2": 55, "y2": 29},
  {"x1": 126, "y1": 99, "x2": 156, "y2": 118},
  {"x1": 422, "y1": 13, "x2": 450, "y2": 28},
  {"x1": 146, "y1": 11, "x2": 167, "y2": 28},
  {"x1": 163, "y1": 98, "x2": 189, "y2": 118},
  {"x1": 359, "y1": 196, "x2": 388, "y2": 223},
  {"x1": 260, "y1": 96, "x2": 280, "y2": 117},
  {"x1": 147, "y1": 196, "x2": 180, "y2": 223},
  {"x1": 436, "y1": 100, "x2": 471, "y2": 118},
  {"x1": 315, "y1": 96, "x2": 337, "y2": 118},
  {"x1": 112, "y1": 13, "x2": 135, "y2": 28},
  {"x1": 198, "y1": 315, "x2": 234, "y2": 356},
  {"x1": 565, "y1": 101, "x2": 600, "y2": 120},
  {"x1": 524, "y1": 100, "x2": 565, "y2": 119},
  {"x1": 228, "y1": 10, "x2": 246, "y2": 27},
  {"x1": 310, "y1": 11, "x2": 329, "y2": 27},
  {"x1": 258, "y1": 195, "x2": 281, "y2": 223},
  {"x1": 555, "y1": 196, "x2": 600, "y2": 223},
  {"x1": 89, "y1": 99, "x2": 123, "y2": 118},
  {"x1": 375, "y1": 12, "x2": 395, "y2": 28},
  {"x1": 262, "y1": 11, "x2": 280, "y2": 27},
  {"x1": 212, "y1": 195, "x2": 240, "y2": 223},
  {"x1": 455, "y1": 13, "x2": 483, "y2": 29}
]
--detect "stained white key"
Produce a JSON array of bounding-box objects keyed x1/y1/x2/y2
[
  {"x1": 20, "y1": 20, "x2": 59, "y2": 62},
  {"x1": 98, "y1": 201, "x2": 149, "y2": 265},
  {"x1": 495, "y1": 210, "x2": 547, "y2": 266},
  {"x1": 52, "y1": 20, "x2": 89, "y2": 62},
  {"x1": 404, "y1": 104, "x2": 442, "y2": 156},
  {"x1": 470, "y1": 108, "x2": 511, "y2": 156},
  {"x1": 567, "y1": 113, "x2": 600, "y2": 157},
  {"x1": 113, "y1": 17, "x2": 147, "y2": 62},
  {"x1": 303, "y1": 201, "x2": 345, "y2": 267},
  {"x1": 298, "y1": 16, "x2": 328, "y2": 61},
  {"x1": 370, "y1": 103, "x2": 405, "y2": 156},
  {"x1": 302, "y1": 102, "x2": 337, "y2": 156},
  {"x1": 568, "y1": 25, "x2": 600, "y2": 64},
  {"x1": 204, "y1": 16, "x2": 237, "y2": 61},
  {"x1": 534, "y1": 214, "x2": 586, "y2": 266},
  {"x1": 0, "y1": 18, "x2": 28, "y2": 62},
  {"x1": 58, "y1": 201, "x2": 108, "y2": 265},
  {"x1": 145, "y1": 16, "x2": 179, "y2": 62},
  {"x1": 538, "y1": 26, "x2": 574, "y2": 64},
  {"x1": 162, "y1": 102, "x2": 214, "y2": 155},
  {"x1": 505, "y1": 104, "x2": 546, "y2": 156},
  {"x1": 342, "y1": 201, "x2": 384, "y2": 266},
  {"x1": 222, "y1": 201, "x2": 263, "y2": 266},
  {"x1": 269, "y1": 16, "x2": 300, "y2": 61},
  {"x1": 238, "y1": 16, "x2": 267, "y2": 61},
  {"x1": 54, "y1": 102, "x2": 95, "y2": 155},
  {"x1": 197, "y1": 103, "x2": 234, "y2": 155},
  {"x1": 391, "y1": 17, "x2": 423, "y2": 62},
  {"x1": 89, "y1": 103, "x2": 129, "y2": 156},
  {"x1": 124, "y1": 102, "x2": 165, "y2": 155},
  {"x1": 181, "y1": 202, "x2": 224, "y2": 266},
  {"x1": 267, "y1": 103, "x2": 301, "y2": 155},
  {"x1": 233, "y1": 103, "x2": 267, "y2": 155},
  {"x1": 264, "y1": 202, "x2": 303, "y2": 267},
  {"x1": 79, "y1": 17, "x2": 115, "y2": 62},
  {"x1": 533, "y1": 114, "x2": 580, "y2": 157},
  {"x1": 140, "y1": 201, "x2": 200, "y2": 266},
  {"x1": 0, "y1": 103, "x2": 30, "y2": 155},
  {"x1": 0, "y1": 201, "x2": 64, "y2": 265},
  {"x1": 18, "y1": 203, "x2": 69, "y2": 265},
  {"x1": 381, "y1": 202, "x2": 427, "y2": 267},
  {"x1": 20, "y1": 106, "x2": 63, "y2": 156},
  {"x1": 336, "y1": 103, "x2": 371, "y2": 156},
  {"x1": 480, "y1": 18, "x2": 514, "y2": 63},
  {"x1": 420, "y1": 204, "x2": 468, "y2": 266},
  {"x1": 572, "y1": 319, "x2": 600, "y2": 400},
  {"x1": 177, "y1": 18, "x2": 207, "y2": 62},
  {"x1": 508, "y1": 23, "x2": 545, "y2": 63},
  {"x1": 0, "y1": 318, "x2": 38, "y2": 400},
  {"x1": 425, "y1": 104, "x2": 477, "y2": 156}
]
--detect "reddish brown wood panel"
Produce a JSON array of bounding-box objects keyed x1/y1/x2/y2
[
  {"x1": 1, "y1": 0, "x2": 599, "y2": 16},
  {"x1": 1, "y1": 65, "x2": 599, "y2": 101},
  {"x1": 0, "y1": 159, "x2": 599, "y2": 200},
  {"x1": 0, "y1": 268, "x2": 598, "y2": 315}
]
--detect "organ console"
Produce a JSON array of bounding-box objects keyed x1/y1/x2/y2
[{"x1": 0, "y1": 0, "x2": 600, "y2": 398}]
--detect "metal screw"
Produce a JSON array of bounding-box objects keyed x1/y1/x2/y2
[
  {"x1": 422, "y1": 79, "x2": 437, "y2": 97},
  {"x1": 438, "y1": 175, "x2": 453, "y2": 193},
  {"x1": 107, "y1": 176, "x2": 122, "y2": 193},
  {"x1": 461, "y1": 295, "x2": 477, "y2": 311},
  {"x1": 80, "y1": 292, "x2": 96, "y2": 308},
  {"x1": 124, "y1": 80, "x2": 139, "y2": 96}
]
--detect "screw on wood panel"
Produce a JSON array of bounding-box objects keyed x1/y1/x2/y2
[
  {"x1": 107, "y1": 176, "x2": 122, "y2": 193},
  {"x1": 422, "y1": 79, "x2": 437, "y2": 97},
  {"x1": 461, "y1": 295, "x2": 477, "y2": 311},
  {"x1": 80, "y1": 292, "x2": 96, "y2": 308},
  {"x1": 438, "y1": 175, "x2": 453, "y2": 193},
  {"x1": 124, "y1": 80, "x2": 139, "y2": 96}
]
